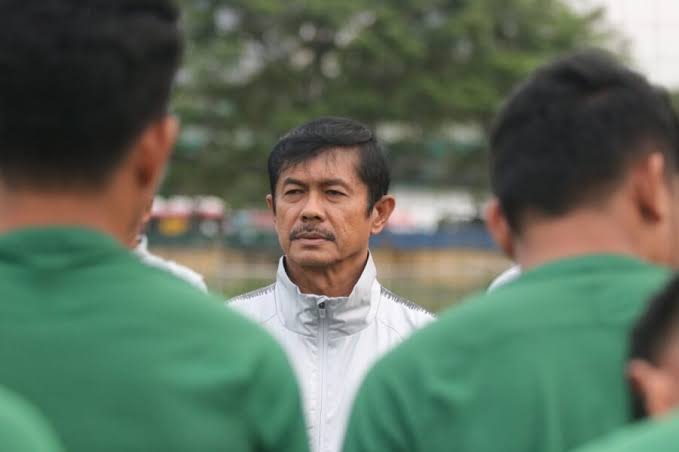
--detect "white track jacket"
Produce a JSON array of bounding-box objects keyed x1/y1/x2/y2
[{"x1": 228, "y1": 255, "x2": 434, "y2": 452}]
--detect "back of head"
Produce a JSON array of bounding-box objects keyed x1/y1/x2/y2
[
  {"x1": 268, "y1": 117, "x2": 390, "y2": 213},
  {"x1": 490, "y1": 49, "x2": 679, "y2": 232},
  {"x1": 0, "y1": 0, "x2": 182, "y2": 190}
]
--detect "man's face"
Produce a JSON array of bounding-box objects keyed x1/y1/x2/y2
[{"x1": 268, "y1": 148, "x2": 376, "y2": 269}]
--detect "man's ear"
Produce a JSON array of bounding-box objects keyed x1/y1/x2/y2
[
  {"x1": 485, "y1": 198, "x2": 514, "y2": 259},
  {"x1": 631, "y1": 152, "x2": 670, "y2": 224},
  {"x1": 628, "y1": 359, "x2": 677, "y2": 418},
  {"x1": 266, "y1": 194, "x2": 277, "y2": 226},
  {"x1": 370, "y1": 195, "x2": 396, "y2": 235},
  {"x1": 130, "y1": 115, "x2": 179, "y2": 195}
]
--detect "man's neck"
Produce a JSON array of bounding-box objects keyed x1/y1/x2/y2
[
  {"x1": 285, "y1": 252, "x2": 369, "y2": 298},
  {"x1": 0, "y1": 190, "x2": 131, "y2": 245},
  {"x1": 514, "y1": 207, "x2": 646, "y2": 270}
]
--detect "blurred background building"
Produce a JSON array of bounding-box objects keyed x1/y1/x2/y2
[{"x1": 148, "y1": 0, "x2": 679, "y2": 312}]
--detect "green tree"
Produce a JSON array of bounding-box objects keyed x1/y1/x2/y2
[{"x1": 168, "y1": 0, "x2": 609, "y2": 205}]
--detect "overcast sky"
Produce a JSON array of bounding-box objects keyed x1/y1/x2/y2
[{"x1": 570, "y1": 0, "x2": 679, "y2": 88}]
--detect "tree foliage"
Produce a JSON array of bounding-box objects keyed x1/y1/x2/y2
[{"x1": 167, "y1": 0, "x2": 609, "y2": 205}]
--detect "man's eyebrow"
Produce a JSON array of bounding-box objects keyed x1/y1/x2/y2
[
  {"x1": 282, "y1": 177, "x2": 307, "y2": 186},
  {"x1": 282, "y1": 177, "x2": 352, "y2": 189},
  {"x1": 321, "y1": 179, "x2": 352, "y2": 189}
]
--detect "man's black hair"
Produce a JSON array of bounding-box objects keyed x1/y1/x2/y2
[
  {"x1": 490, "y1": 49, "x2": 679, "y2": 232},
  {"x1": 268, "y1": 117, "x2": 390, "y2": 214},
  {"x1": 0, "y1": 0, "x2": 182, "y2": 189},
  {"x1": 628, "y1": 275, "x2": 679, "y2": 419}
]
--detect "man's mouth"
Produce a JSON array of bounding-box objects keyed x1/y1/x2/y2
[
  {"x1": 297, "y1": 233, "x2": 326, "y2": 240},
  {"x1": 290, "y1": 228, "x2": 336, "y2": 242}
]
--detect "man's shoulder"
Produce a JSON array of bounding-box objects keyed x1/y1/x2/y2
[
  {"x1": 572, "y1": 415, "x2": 679, "y2": 452},
  {"x1": 376, "y1": 285, "x2": 435, "y2": 336},
  {"x1": 122, "y1": 258, "x2": 207, "y2": 301},
  {"x1": 226, "y1": 283, "x2": 277, "y2": 323},
  {"x1": 379, "y1": 285, "x2": 434, "y2": 318},
  {"x1": 134, "y1": 246, "x2": 207, "y2": 292},
  {"x1": 228, "y1": 283, "x2": 276, "y2": 304},
  {"x1": 118, "y1": 262, "x2": 271, "y2": 341},
  {"x1": 448, "y1": 258, "x2": 670, "y2": 339},
  {"x1": 127, "y1": 275, "x2": 290, "y2": 376},
  {"x1": 372, "y1": 258, "x2": 673, "y2": 381}
]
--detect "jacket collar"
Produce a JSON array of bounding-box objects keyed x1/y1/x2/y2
[{"x1": 275, "y1": 253, "x2": 380, "y2": 337}]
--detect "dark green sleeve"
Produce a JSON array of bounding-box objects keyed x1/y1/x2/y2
[
  {"x1": 0, "y1": 388, "x2": 64, "y2": 452},
  {"x1": 246, "y1": 341, "x2": 310, "y2": 452}
]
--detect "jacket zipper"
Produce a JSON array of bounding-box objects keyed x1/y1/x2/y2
[{"x1": 317, "y1": 299, "x2": 327, "y2": 452}]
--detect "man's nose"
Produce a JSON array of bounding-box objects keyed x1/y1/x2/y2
[{"x1": 300, "y1": 191, "x2": 325, "y2": 222}]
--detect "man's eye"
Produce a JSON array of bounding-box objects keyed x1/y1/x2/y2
[
  {"x1": 285, "y1": 189, "x2": 303, "y2": 196},
  {"x1": 326, "y1": 190, "x2": 345, "y2": 196}
]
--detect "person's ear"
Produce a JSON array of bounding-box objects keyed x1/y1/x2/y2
[
  {"x1": 631, "y1": 152, "x2": 670, "y2": 225},
  {"x1": 130, "y1": 115, "x2": 179, "y2": 195},
  {"x1": 485, "y1": 199, "x2": 514, "y2": 259},
  {"x1": 370, "y1": 195, "x2": 396, "y2": 235},
  {"x1": 266, "y1": 194, "x2": 277, "y2": 227},
  {"x1": 628, "y1": 359, "x2": 678, "y2": 418}
]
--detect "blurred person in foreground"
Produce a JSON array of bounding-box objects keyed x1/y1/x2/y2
[
  {"x1": 128, "y1": 202, "x2": 208, "y2": 291},
  {"x1": 0, "y1": 2, "x2": 308, "y2": 452},
  {"x1": 569, "y1": 274, "x2": 679, "y2": 452},
  {"x1": 342, "y1": 50, "x2": 679, "y2": 452},
  {"x1": 0, "y1": 386, "x2": 64, "y2": 452},
  {"x1": 228, "y1": 117, "x2": 434, "y2": 452}
]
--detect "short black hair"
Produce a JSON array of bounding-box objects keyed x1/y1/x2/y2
[
  {"x1": 0, "y1": 0, "x2": 182, "y2": 190},
  {"x1": 268, "y1": 117, "x2": 390, "y2": 214},
  {"x1": 628, "y1": 275, "x2": 679, "y2": 419},
  {"x1": 490, "y1": 49, "x2": 679, "y2": 232}
]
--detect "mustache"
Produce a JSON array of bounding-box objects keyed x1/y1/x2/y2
[{"x1": 289, "y1": 225, "x2": 336, "y2": 242}]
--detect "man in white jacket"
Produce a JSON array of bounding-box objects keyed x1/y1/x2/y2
[
  {"x1": 126, "y1": 204, "x2": 208, "y2": 292},
  {"x1": 228, "y1": 117, "x2": 433, "y2": 452},
  {"x1": 133, "y1": 234, "x2": 208, "y2": 292}
]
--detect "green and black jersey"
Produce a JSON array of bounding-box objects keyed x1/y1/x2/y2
[
  {"x1": 0, "y1": 227, "x2": 308, "y2": 452},
  {"x1": 343, "y1": 254, "x2": 670, "y2": 452}
]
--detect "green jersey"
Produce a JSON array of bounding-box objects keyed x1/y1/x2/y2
[
  {"x1": 0, "y1": 227, "x2": 308, "y2": 452},
  {"x1": 571, "y1": 413, "x2": 679, "y2": 452},
  {"x1": 0, "y1": 386, "x2": 63, "y2": 452},
  {"x1": 343, "y1": 254, "x2": 670, "y2": 452}
]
